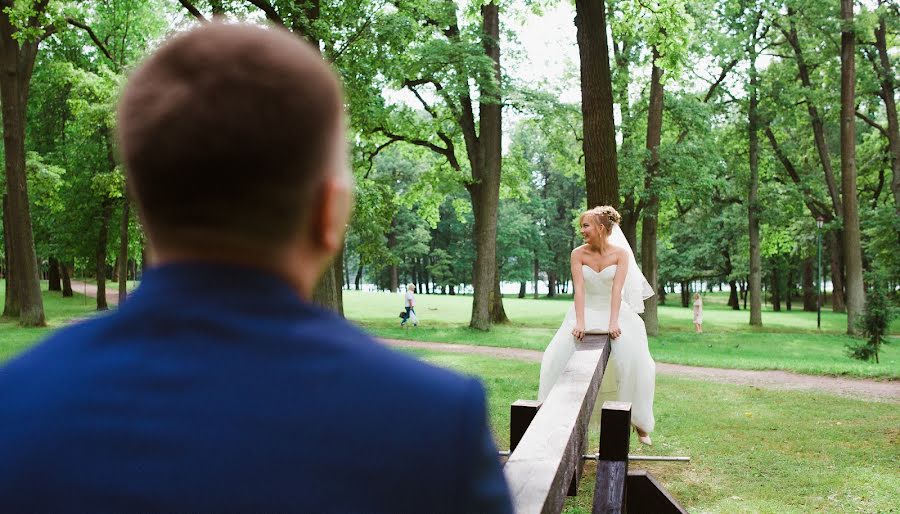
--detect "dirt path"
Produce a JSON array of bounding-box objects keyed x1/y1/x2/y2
[
  {"x1": 69, "y1": 281, "x2": 120, "y2": 306},
  {"x1": 381, "y1": 339, "x2": 900, "y2": 403},
  {"x1": 64, "y1": 281, "x2": 897, "y2": 403}
]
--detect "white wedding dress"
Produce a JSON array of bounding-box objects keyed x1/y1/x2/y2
[{"x1": 537, "y1": 264, "x2": 656, "y2": 433}]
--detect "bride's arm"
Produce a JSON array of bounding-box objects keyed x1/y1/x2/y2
[
  {"x1": 570, "y1": 249, "x2": 586, "y2": 340},
  {"x1": 608, "y1": 250, "x2": 629, "y2": 339}
]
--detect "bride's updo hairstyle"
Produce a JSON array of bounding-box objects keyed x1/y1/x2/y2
[{"x1": 579, "y1": 205, "x2": 622, "y2": 234}]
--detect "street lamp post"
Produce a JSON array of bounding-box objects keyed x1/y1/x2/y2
[{"x1": 816, "y1": 216, "x2": 824, "y2": 329}]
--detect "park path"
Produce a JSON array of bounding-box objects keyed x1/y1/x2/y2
[
  {"x1": 64, "y1": 283, "x2": 897, "y2": 403},
  {"x1": 381, "y1": 339, "x2": 900, "y2": 403},
  {"x1": 69, "y1": 280, "x2": 120, "y2": 306}
]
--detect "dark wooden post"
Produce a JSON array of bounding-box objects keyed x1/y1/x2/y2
[
  {"x1": 592, "y1": 401, "x2": 631, "y2": 514},
  {"x1": 510, "y1": 400, "x2": 541, "y2": 452}
]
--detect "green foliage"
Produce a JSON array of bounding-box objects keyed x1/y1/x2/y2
[{"x1": 847, "y1": 279, "x2": 896, "y2": 363}]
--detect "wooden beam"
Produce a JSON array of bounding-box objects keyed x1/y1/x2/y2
[
  {"x1": 626, "y1": 470, "x2": 688, "y2": 513},
  {"x1": 504, "y1": 335, "x2": 610, "y2": 514},
  {"x1": 592, "y1": 401, "x2": 631, "y2": 513}
]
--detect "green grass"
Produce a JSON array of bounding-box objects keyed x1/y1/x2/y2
[
  {"x1": 0, "y1": 281, "x2": 100, "y2": 363},
  {"x1": 348, "y1": 290, "x2": 900, "y2": 379},
  {"x1": 3, "y1": 284, "x2": 898, "y2": 379},
  {"x1": 405, "y1": 348, "x2": 900, "y2": 514}
]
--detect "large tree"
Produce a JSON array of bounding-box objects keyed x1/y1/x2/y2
[
  {"x1": 840, "y1": 0, "x2": 864, "y2": 334},
  {"x1": 575, "y1": 0, "x2": 618, "y2": 208},
  {"x1": 0, "y1": 0, "x2": 51, "y2": 326}
]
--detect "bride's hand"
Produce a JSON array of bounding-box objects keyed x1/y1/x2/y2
[
  {"x1": 572, "y1": 323, "x2": 585, "y2": 341},
  {"x1": 609, "y1": 321, "x2": 622, "y2": 339}
]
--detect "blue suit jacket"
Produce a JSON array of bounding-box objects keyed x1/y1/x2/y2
[{"x1": 0, "y1": 264, "x2": 512, "y2": 512}]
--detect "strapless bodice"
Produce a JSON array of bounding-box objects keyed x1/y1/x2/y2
[{"x1": 582, "y1": 264, "x2": 616, "y2": 298}]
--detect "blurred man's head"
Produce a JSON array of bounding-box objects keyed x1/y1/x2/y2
[{"x1": 117, "y1": 23, "x2": 352, "y2": 296}]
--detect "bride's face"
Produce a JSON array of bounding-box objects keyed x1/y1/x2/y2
[{"x1": 580, "y1": 219, "x2": 605, "y2": 244}]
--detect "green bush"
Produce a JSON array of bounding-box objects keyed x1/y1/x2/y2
[{"x1": 847, "y1": 281, "x2": 895, "y2": 363}]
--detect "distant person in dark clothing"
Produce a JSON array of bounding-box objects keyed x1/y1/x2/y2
[{"x1": 0, "y1": 22, "x2": 511, "y2": 513}]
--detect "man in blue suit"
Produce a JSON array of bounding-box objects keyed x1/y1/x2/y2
[{"x1": 0, "y1": 23, "x2": 512, "y2": 512}]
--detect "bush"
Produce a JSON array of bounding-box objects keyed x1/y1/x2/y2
[{"x1": 846, "y1": 282, "x2": 895, "y2": 363}]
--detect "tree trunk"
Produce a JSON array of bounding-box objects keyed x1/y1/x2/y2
[
  {"x1": 748, "y1": 42, "x2": 763, "y2": 326},
  {"x1": 680, "y1": 281, "x2": 689, "y2": 307},
  {"x1": 61, "y1": 262, "x2": 73, "y2": 297},
  {"x1": 96, "y1": 199, "x2": 113, "y2": 311},
  {"x1": 388, "y1": 219, "x2": 398, "y2": 293},
  {"x1": 872, "y1": 5, "x2": 900, "y2": 213},
  {"x1": 771, "y1": 265, "x2": 781, "y2": 312},
  {"x1": 726, "y1": 280, "x2": 738, "y2": 310},
  {"x1": 547, "y1": 271, "x2": 557, "y2": 298},
  {"x1": 802, "y1": 257, "x2": 816, "y2": 311},
  {"x1": 491, "y1": 266, "x2": 508, "y2": 324},
  {"x1": 518, "y1": 281, "x2": 526, "y2": 298},
  {"x1": 48, "y1": 256, "x2": 61, "y2": 292},
  {"x1": 827, "y1": 232, "x2": 846, "y2": 311},
  {"x1": 343, "y1": 248, "x2": 351, "y2": 290},
  {"x1": 533, "y1": 256, "x2": 539, "y2": 299},
  {"x1": 354, "y1": 263, "x2": 363, "y2": 290},
  {"x1": 639, "y1": 50, "x2": 663, "y2": 337},
  {"x1": 2, "y1": 193, "x2": 18, "y2": 316},
  {"x1": 784, "y1": 11, "x2": 842, "y2": 216},
  {"x1": 312, "y1": 248, "x2": 344, "y2": 316},
  {"x1": 466, "y1": 2, "x2": 503, "y2": 331},
  {"x1": 575, "y1": 0, "x2": 619, "y2": 208},
  {"x1": 118, "y1": 193, "x2": 130, "y2": 305},
  {"x1": 620, "y1": 194, "x2": 639, "y2": 249},
  {"x1": 786, "y1": 267, "x2": 793, "y2": 311},
  {"x1": 0, "y1": 9, "x2": 44, "y2": 326},
  {"x1": 841, "y1": 0, "x2": 865, "y2": 335}
]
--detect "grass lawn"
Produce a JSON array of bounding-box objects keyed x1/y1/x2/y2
[
  {"x1": 0, "y1": 280, "x2": 100, "y2": 364},
  {"x1": 347, "y1": 290, "x2": 900, "y2": 379},
  {"x1": 405, "y1": 348, "x2": 900, "y2": 514}
]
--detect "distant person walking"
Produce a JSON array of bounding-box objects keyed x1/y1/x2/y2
[
  {"x1": 402, "y1": 284, "x2": 418, "y2": 327},
  {"x1": 693, "y1": 293, "x2": 703, "y2": 333}
]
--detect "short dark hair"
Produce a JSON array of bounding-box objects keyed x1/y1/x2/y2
[{"x1": 117, "y1": 23, "x2": 344, "y2": 252}]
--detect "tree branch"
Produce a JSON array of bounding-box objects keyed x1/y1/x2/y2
[
  {"x1": 855, "y1": 110, "x2": 888, "y2": 137},
  {"x1": 245, "y1": 0, "x2": 284, "y2": 27},
  {"x1": 331, "y1": 17, "x2": 373, "y2": 62},
  {"x1": 66, "y1": 17, "x2": 117, "y2": 68},
  {"x1": 378, "y1": 128, "x2": 460, "y2": 171},
  {"x1": 178, "y1": 0, "x2": 208, "y2": 22},
  {"x1": 404, "y1": 80, "x2": 438, "y2": 119}
]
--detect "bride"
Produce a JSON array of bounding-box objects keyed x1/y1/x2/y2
[{"x1": 537, "y1": 206, "x2": 656, "y2": 445}]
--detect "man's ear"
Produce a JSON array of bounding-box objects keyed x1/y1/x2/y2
[{"x1": 309, "y1": 176, "x2": 352, "y2": 253}]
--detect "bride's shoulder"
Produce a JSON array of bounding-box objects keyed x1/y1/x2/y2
[
  {"x1": 609, "y1": 245, "x2": 629, "y2": 260},
  {"x1": 571, "y1": 244, "x2": 590, "y2": 257}
]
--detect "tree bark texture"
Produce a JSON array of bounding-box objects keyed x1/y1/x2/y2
[
  {"x1": 354, "y1": 263, "x2": 363, "y2": 290},
  {"x1": 0, "y1": 6, "x2": 44, "y2": 326},
  {"x1": 491, "y1": 265, "x2": 508, "y2": 324},
  {"x1": 95, "y1": 199, "x2": 113, "y2": 311},
  {"x1": 728, "y1": 280, "x2": 740, "y2": 310},
  {"x1": 575, "y1": 0, "x2": 619, "y2": 208},
  {"x1": 313, "y1": 246, "x2": 344, "y2": 316},
  {"x1": 872, "y1": 8, "x2": 900, "y2": 213},
  {"x1": 639, "y1": 51, "x2": 663, "y2": 336},
  {"x1": 802, "y1": 257, "x2": 816, "y2": 311},
  {"x1": 748, "y1": 49, "x2": 763, "y2": 326},
  {"x1": 465, "y1": 2, "x2": 503, "y2": 331},
  {"x1": 2, "y1": 193, "x2": 19, "y2": 316},
  {"x1": 48, "y1": 256, "x2": 61, "y2": 291},
  {"x1": 118, "y1": 193, "x2": 130, "y2": 305},
  {"x1": 840, "y1": 0, "x2": 865, "y2": 335},
  {"x1": 61, "y1": 262, "x2": 73, "y2": 297}
]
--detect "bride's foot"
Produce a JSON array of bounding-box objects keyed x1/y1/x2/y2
[{"x1": 634, "y1": 426, "x2": 652, "y2": 446}]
